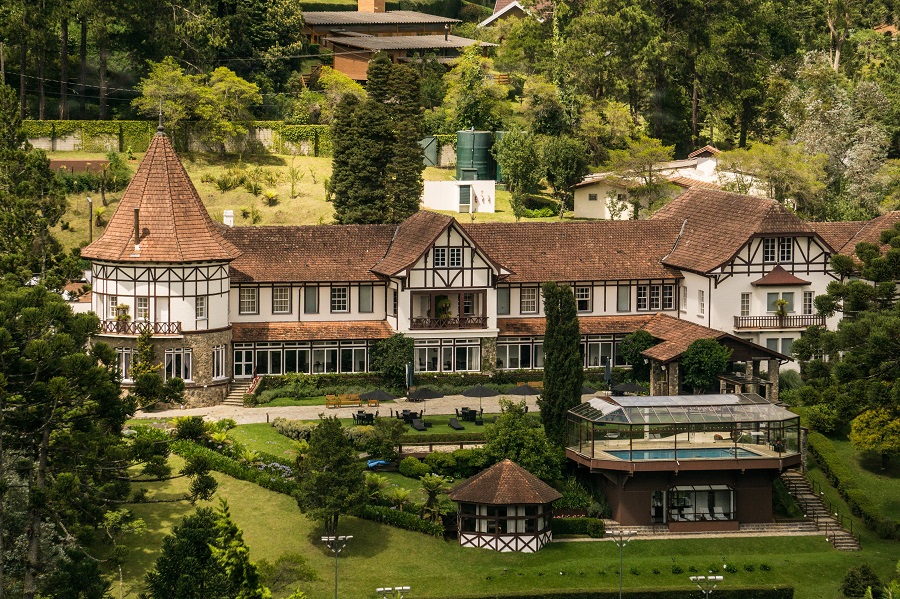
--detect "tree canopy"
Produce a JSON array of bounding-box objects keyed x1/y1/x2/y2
[
  {"x1": 680, "y1": 338, "x2": 732, "y2": 393},
  {"x1": 483, "y1": 399, "x2": 562, "y2": 481}
]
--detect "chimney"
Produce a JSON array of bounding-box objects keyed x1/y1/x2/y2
[
  {"x1": 358, "y1": 0, "x2": 385, "y2": 12},
  {"x1": 133, "y1": 208, "x2": 140, "y2": 249},
  {"x1": 223, "y1": 209, "x2": 234, "y2": 227}
]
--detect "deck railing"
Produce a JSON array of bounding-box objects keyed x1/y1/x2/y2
[
  {"x1": 100, "y1": 320, "x2": 183, "y2": 335},
  {"x1": 733, "y1": 314, "x2": 825, "y2": 330},
  {"x1": 410, "y1": 316, "x2": 487, "y2": 330}
]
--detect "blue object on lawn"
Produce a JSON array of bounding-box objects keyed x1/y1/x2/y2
[{"x1": 367, "y1": 459, "x2": 390, "y2": 469}]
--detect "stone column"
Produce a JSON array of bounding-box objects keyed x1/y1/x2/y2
[
  {"x1": 667, "y1": 361, "x2": 680, "y2": 395},
  {"x1": 767, "y1": 358, "x2": 780, "y2": 404},
  {"x1": 650, "y1": 360, "x2": 665, "y2": 396},
  {"x1": 744, "y1": 361, "x2": 757, "y2": 395},
  {"x1": 481, "y1": 337, "x2": 497, "y2": 373}
]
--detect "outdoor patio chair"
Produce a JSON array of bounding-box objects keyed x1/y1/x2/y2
[
  {"x1": 697, "y1": 507, "x2": 711, "y2": 520},
  {"x1": 411, "y1": 418, "x2": 427, "y2": 432},
  {"x1": 713, "y1": 507, "x2": 728, "y2": 520},
  {"x1": 449, "y1": 418, "x2": 465, "y2": 430}
]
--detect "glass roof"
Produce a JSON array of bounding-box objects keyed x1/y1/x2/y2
[{"x1": 568, "y1": 394, "x2": 799, "y2": 425}]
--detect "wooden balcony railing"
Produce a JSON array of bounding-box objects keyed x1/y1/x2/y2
[
  {"x1": 100, "y1": 320, "x2": 183, "y2": 335},
  {"x1": 733, "y1": 314, "x2": 825, "y2": 330},
  {"x1": 410, "y1": 316, "x2": 487, "y2": 330}
]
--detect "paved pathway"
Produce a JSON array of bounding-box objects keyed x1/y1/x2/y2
[{"x1": 135, "y1": 393, "x2": 549, "y2": 425}]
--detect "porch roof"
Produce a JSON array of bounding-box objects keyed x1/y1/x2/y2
[
  {"x1": 569, "y1": 393, "x2": 798, "y2": 425},
  {"x1": 232, "y1": 320, "x2": 394, "y2": 342}
]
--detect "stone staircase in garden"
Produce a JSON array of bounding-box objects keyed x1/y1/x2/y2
[
  {"x1": 600, "y1": 520, "x2": 819, "y2": 538},
  {"x1": 780, "y1": 470, "x2": 861, "y2": 551},
  {"x1": 222, "y1": 379, "x2": 252, "y2": 407}
]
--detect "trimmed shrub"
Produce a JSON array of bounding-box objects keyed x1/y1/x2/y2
[
  {"x1": 272, "y1": 418, "x2": 317, "y2": 441},
  {"x1": 551, "y1": 517, "x2": 605, "y2": 538},
  {"x1": 399, "y1": 432, "x2": 486, "y2": 444},
  {"x1": 841, "y1": 564, "x2": 883, "y2": 598},
  {"x1": 173, "y1": 416, "x2": 206, "y2": 441},
  {"x1": 424, "y1": 452, "x2": 457, "y2": 477},
  {"x1": 399, "y1": 456, "x2": 430, "y2": 478},
  {"x1": 172, "y1": 440, "x2": 298, "y2": 496},
  {"x1": 356, "y1": 504, "x2": 444, "y2": 537}
]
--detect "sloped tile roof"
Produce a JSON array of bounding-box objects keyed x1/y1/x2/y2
[
  {"x1": 652, "y1": 188, "x2": 819, "y2": 273},
  {"x1": 81, "y1": 131, "x2": 241, "y2": 263},
  {"x1": 370, "y1": 211, "x2": 456, "y2": 276},
  {"x1": 751, "y1": 265, "x2": 810, "y2": 286},
  {"x1": 687, "y1": 145, "x2": 721, "y2": 158},
  {"x1": 499, "y1": 315, "x2": 655, "y2": 337},
  {"x1": 327, "y1": 35, "x2": 494, "y2": 51},
  {"x1": 806, "y1": 221, "x2": 868, "y2": 255},
  {"x1": 303, "y1": 10, "x2": 460, "y2": 25},
  {"x1": 232, "y1": 321, "x2": 393, "y2": 342},
  {"x1": 448, "y1": 459, "x2": 561, "y2": 505},
  {"x1": 462, "y1": 221, "x2": 682, "y2": 282},
  {"x1": 833, "y1": 211, "x2": 900, "y2": 255},
  {"x1": 667, "y1": 176, "x2": 721, "y2": 190},
  {"x1": 224, "y1": 224, "x2": 395, "y2": 283}
]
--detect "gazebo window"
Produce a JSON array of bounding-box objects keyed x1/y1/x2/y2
[{"x1": 486, "y1": 506, "x2": 507, "y2": 534}]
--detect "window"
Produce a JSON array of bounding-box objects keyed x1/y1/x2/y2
[
  {"x1": 358, "y1": 285, "x2": 373, "y2": 313},
  {"x1": 763, "y1": 238, "x2": 776, "y2": 263},
  {"x1": 239, "y1": 288, "x2": 258, "y2": 314},
  {"x1": 520, "y1": 288, "x2": 538, "y2": 313},
  {"x1": 588, "y1": 193, "x2": 598, "y2": 201},
  {"x1": 803, "y1": 291, "x2": 814, "y2": 315},
  {"x1": 575, "y1": 286, "x2": 591, "y2": 312},
  {"x1": 617, "y1": 286, "x2": 630, "y2": 311},
  {"x1": 304, "y1": 287, "x2": 318, "y2": 314},
  {"x1": 449, "y1": 247, "x2": 462, "y2": 267},
  {"x1": 108, "y1": 295, "x2": 118, "y2": 319},
  {"x1": 164, "y1": 348, "x2": 192, "y2": 381},
  {"x1": 698, "y1": 289, "x2": 705, "y2": 316},
  {"x1": 272, "y1": 287, "x2": 291, "y2": 314},
  {"x1": 136, "y1": 297, "x2": 149, "y2": 321},
  {"x1": 496, "y1": 338, "x2": 541, "y2": 370},
  {"x1": 116, "y1": 348, "x2": 135, "y2": 381},
  {"x1": 330, "y1": 286, "x2": 348, "y2": 313},
  {"x1": 196, "y1": 296, "x2": 207, "y2": 320},
  {"x1": 388, "y1": 288, "x2": 398, "y2": 317},
  {"x1": 779, "y1": 237, "x2": 793, "y2": 263},
  {"x1": 782, "y1": 337, "x2": 794, "y2": 356},
  {"x1": 766, "y1": 338, "x2": 779, "y2": 351},
  {"x1": 649, "y1": 285, "x2": 661, "y2": 310},
  {"x1": 636, "y1": 285, "x2": 649, "y2": 311},
  {"x1": 433, "y1": 247, "x2": 446, "y2": 267},
  {"x1": 766, "y1": 292, "x2": 794, "y2": 313},
  {"x1": 462, "y1": 293, "x2": 474, "y2": 315},
  {"x1": 497, "y1": 288, "x2": 510, "y2": 315},
  {"x1": 680, "y1": 286, "x2": 687, "y2": 312},
  {"x1": 740, "y1": 293, "x2": 751, "y2": 317},
  {"x1": 340, "y1": 346, "x2": 368, "y2": 373},
  {"x1": 212, "y1": 345, "x2": 226, "y2": 380},
  {"x1": 414, "y1": 340, "x2": 479, "y2": 372},
  {"x1": 662, "y1": 285, "x2": 675, "y2": 310}
]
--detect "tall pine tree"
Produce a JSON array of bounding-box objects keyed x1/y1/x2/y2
[
  {"x1": 331, "y1": 53, "x2": 424, "y2": 224},
  {"x1": 538, "y1": 282, "x2": 584, "y2": 447}
]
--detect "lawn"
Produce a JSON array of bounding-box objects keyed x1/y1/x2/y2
[
  {"x1": 227, "y1": 423, "x2": 301, "y2": 460},
  {"x1": 113, "y1": 454, "x2": 897, "y2": 599},
  {"x1": 255, "y1": 395, "x2": 330, "y2": 408},
  {"x1": 820, "y1": 432, "x2": 900, "y2": 521}
]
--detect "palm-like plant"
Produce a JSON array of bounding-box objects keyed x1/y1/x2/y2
[
  {"x1": 385, "y1": 486, "x2": 412, "y2": 511},
  {"x1": 420, "y1": 474, "x2": 449, "y2": 524}
]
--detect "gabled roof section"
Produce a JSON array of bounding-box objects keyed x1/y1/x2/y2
[
  {"x1": 806, "y1": 221, "x2": 868, "y2": 255},
  {"x1": 232, "y1": 321, "x2": 393, "y2": 342},
  {"x1": 833, "y1": 211, "x2": 900, "y2": 255},
  {"x1": 448, "y1": 459, "x2": 561, "y2": 504},
  {"x1": 751, "y1": 265, "x2": 810, "y2": 286},
  {"x1": 462, "y1": 220, "x2": 682, "y2": 282},
  {"x1": 667, "y1": 176, "x2": 721, "y2": 190},
  {"x1": 652, "y1": 188, "x2": 819, "y2": 273},
  {"x1": 81, "y1": 130, "x2": 241, "y2": 263},
  {"x1": 224, "y1": 224, "x2": 395, "y2": 283},
  {"x1": 326, "y1": 35, "x2": 495, "y2": 51},
  {"x1": 687, "y1": 145, "x2": 721, "y2": 159},
  {"x1": 303, "y1": 10, "x2": 460, "y2": 25}
]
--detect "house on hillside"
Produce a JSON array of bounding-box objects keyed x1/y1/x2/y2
[{"x1": 477, "y1": 0, "x2": 551, "y2": 27}]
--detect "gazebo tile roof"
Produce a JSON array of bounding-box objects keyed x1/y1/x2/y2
[{"x1": 448, "y1": 459, "x2": 561, "y2": 505}]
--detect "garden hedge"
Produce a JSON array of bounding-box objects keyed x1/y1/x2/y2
[
  {"x1": 172, "y1": 440, "x2": 299, "y2": 496},
  {"x1": 447, "y1": 589, "x2": 793, "y2": 599},
  {"x1": 357, "y1": 504, "x2": 445, "y2": 538},
  {"x1": 807, "y1": 432, "x2": 900, "y2": 539},
  {"x1": 551, "y1": 517, "x2": 605, "y2": 538}
]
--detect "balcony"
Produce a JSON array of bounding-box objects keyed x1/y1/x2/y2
[
  {"x1": 410, "y1": 316, "x2": 487, "y2": 330},
  {"x1": 733, "y1": 314, "x2": 825, "y2": 330},
  {"x1": 100, "y1": 320, "x2": 183, "y2": 335}
]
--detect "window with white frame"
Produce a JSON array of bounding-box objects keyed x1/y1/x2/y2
[
  {"x1": 108, "y1": 295, "x2": 118, "y2": 319},
  {"x1": 766, "y1": 291, "x2": 794, "y2": 313},
  {"x1": 497, "y1": 287, "x2": 510, "y2": 315},
  {"x1": 575, "y1": 286, "x2": 591, "y2": 312},
  {"x1": 779, "y1": 237, "x2": 793, "y2": 263},
  {"x1": 330, "y1": 286, "x2": 349, "y2": 312},
  {"x1": 462, "y1": 293, "x2": 475, "y2": 315},
  {"x1": 415, "y1": 339, "x2": 481, "y2": 372},
  {"x1": 763, "y1": 238, "x2": 776, "y2": 263},
  {"x1": 680, "y1": 286, "x2": 687, "y2": 312},
  {"x1": 196, "y1": 296, "x2": 207, "y2": 320},
  {"x1": 803, "y1": 291, "x2": 815, "y2": 315},
  {"x1": 433, "y1": 247, "x2": 446, "y2": 267},
  {"x1": 662, "y1": 285, "x2": 675, "y2": 310},
  {"x1": 304, "y1": 287, "x2": 318, "y2": 314},
  {"x1": 272, "y1": 287, "x2": 291, "y2": 314},
  {"x1": 449, "y1": 247, "x2": 462, "y2": 267},
  {"x1": 740, "y1": 293, "x2": 751, "y2": 317},
  {"x1": 649, "y1": 285, "x2": 661, "y2": 310},
  {"x1": 358, "y1": 285, "x2": 373, "y2": 313},
  {"x1": 496, "y1": 337, "x2": 543, "y2": 370},
  {"x1": 136, "y1": 297, "x2": 149, "y2": 321},
  {"x1": 698, "y1": 289, "x2": 705, "y2": 316},
  {"x1": 636, "y1": 285, "x2": 649, "y2": 311},
  {"x1": 387, "y1": 288, "x2": 397, "y2": 316},
  {"x1": 617, "y1": 286, "x2": 630, "y2": 311},
  {"x1": 116, "y1": 348, "x2": 135, "y2": 381},
  {"x1": 520, "y1": 288, "x2": 538, "y2": 314},
  {"x1": 239, "y1": 288, "x2": 258, "y2": 314},
  {"x1": 212, "y1": 345, "x2": 226, "y2": 380},
  {"x1": 164, "y1": 348, "x2": 192, "y2": 381}
]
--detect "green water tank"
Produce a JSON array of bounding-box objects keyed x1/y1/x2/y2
[{"x1": 456, "y1": 130, "x2": 495, "y2": 181}]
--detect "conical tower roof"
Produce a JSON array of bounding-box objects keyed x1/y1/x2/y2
[{"x1": 81, "y1": 127, "x2": 241, "y2": 263}]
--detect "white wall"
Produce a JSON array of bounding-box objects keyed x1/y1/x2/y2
[
  {"x1": 573, "y1": 183, "x2": 633, "y2": 220},
  {"x1": 229, "y1": 284, "x2": 387, "y2": 323},
  {"x1": 423, "y1": 180, "x2": 496, "y2": 213}
]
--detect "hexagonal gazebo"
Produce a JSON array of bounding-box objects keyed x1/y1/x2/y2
[{"x1": 448, "y1": 459, "x2": 561, "y2": 552}]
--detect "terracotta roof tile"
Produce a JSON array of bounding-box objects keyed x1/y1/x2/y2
[
  {"x1": 232, "y1": 321, "x2": 393, "y2": 342},
  {"x1": 224, "y1": 225, "x2": 396, "y2": 283},
  {"x1": 499, "y1": 315, "x2": 654, "y2": 337},
  {"x1": 833, "y1": 211, "x2": 900, "y2": 255},
  {"x1": 806, "y1": 221, "x2": 867, "y2": 255},
  {"x1": 463, "y1": 221, "x2": 682, "y2": 282},
  {"x1": 687, "y1": 145, "x2": 721, "y2": 158},
  {"x1": 652, "y1": 188, "x2": 819, "y2": 273},
  {"x1": 371, "y1": 211, "x2": 456, "y2": 276},
  {"x1": 667, "y1": 176, "x2": 721, "y2": 190},
  {"x1": 81, "y1": 131, "x2": 241, "y2": 263},
  {"x1": 448, "y1": 459, "x2": 561, "y2": 504},
  {"x1": 751, "y1": 265, "x2": 810, "y2": 286}
]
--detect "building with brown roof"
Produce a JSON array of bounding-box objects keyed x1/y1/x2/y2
[{"x1": 448, "y1": 459, "x2": 561, "y2": 552}]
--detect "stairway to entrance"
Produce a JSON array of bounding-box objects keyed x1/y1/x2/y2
[
  {"x1": 780, "y1": 470, "x2": 861, "y2": 551},
  {"x1": 222, "y1": 379, "x2": 252, "y2": 407}
]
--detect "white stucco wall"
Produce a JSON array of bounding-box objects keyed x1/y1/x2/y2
[
  {"x1": 573, "y1": 183, "x2": 634, "y2": 220},
  {"x1": 422, "y1": 180, "x2": 496, "y2": 213}
]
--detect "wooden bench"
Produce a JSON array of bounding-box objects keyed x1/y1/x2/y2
[{"x1": 325, "y1": 393, "x2": 363, "y2": 409}]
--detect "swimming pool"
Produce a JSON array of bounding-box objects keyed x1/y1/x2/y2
[{"x1": 606, "y1": 447, "x2": 759, "y2": 460}]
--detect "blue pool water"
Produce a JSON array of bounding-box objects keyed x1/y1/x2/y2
[{"x1": 607, "y1": 448, "x2": 759, "y2": 460}]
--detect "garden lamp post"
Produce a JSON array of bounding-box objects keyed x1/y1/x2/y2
[
  {"x1": 609, "y1": 529, "x2": 636, "y2": 599},
  {"x1": 322, "y1": 534, "x2": 352, "y2": 599},
  {"x1": 87, "y1": 196, "x2": 93, "y2": 243},
  {"x1": 690, "y1": 575, "x2": 723, "y2": 597},
  {"x1": 376, "y1": 586, "x2": 410, "y2": 599}
]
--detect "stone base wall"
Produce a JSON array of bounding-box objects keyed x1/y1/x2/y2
[{"x1": 480, "y1": 337, "x2": 497, "y2": 373}]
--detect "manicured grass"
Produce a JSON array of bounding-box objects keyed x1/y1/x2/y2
[
  {"x1": 255, "y1": 395, "x2": 329, "y2": 408},
  {"x1": 821, "y1": 432, "x2": 900, "y2": 521},
  {"x1": 228, "y1": 423, "x2": 301, "y2": 460},
  {"x1": 115, "y1": 455, "x2": 894, "y2": 599}
]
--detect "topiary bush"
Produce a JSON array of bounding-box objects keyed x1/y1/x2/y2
[
  {"x1": 272, "y1": 417, "x2": 318, "y2": 441},
  {"x1": 399, "y1": 456, "x2": 430, "y2": 478},
  {"x1": 841, "y1": 563, "x2": 882, "y2": 598}
]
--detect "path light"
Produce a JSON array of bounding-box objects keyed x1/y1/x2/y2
[
  {"x1": 322, "y1": 535, "x2": 352, "y2": 599},
  {"x1": 690, "y1": 574, "x2": 723, "y2": 597},
  {"x1": 609, "y1": 529, "x2": 637, "y2": 599}
]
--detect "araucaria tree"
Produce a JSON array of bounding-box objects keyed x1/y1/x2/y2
[
  {"x1": 294, "y1": 417, "x2": 365, "y2": 536},
  {"x1": 538, "y1": 282, "x2": 584, "y2": 447},
  {"x1": 331, "y1": 53, "x2": 424, "y2": 224}
]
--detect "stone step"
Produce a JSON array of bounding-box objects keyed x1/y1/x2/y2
[{"x1": 222, "y1": 380, "x2": 252, "y2": 406}]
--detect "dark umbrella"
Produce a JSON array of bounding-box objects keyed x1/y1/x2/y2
[
  {"x1": 612, "y1": 382, "x2": 649, "y2": 395},
  {"x1": 407, "y1": 387, "x2": 444, "y2": 401},
  {"x1": 581, "y1": 385, "x2": 596, "y2": 395},
  {"x1": 359, "y1": 389, "x2": 396, "y2": 403},
  {"x1": 508, "y1": 384, "x2": 541, "y2": 396},
  {"x1": 463, "y1": 385, "x2": 499, "y2": 412}
]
